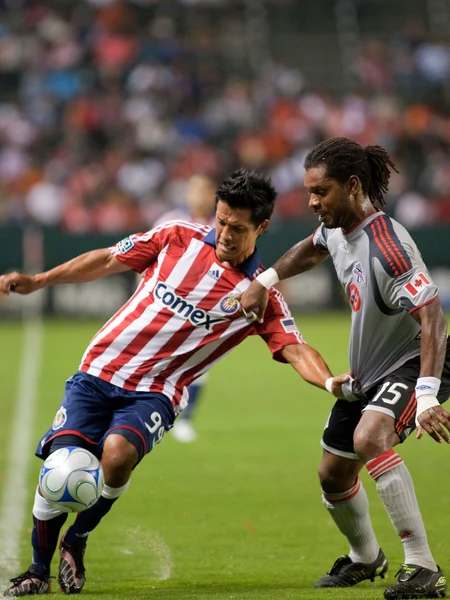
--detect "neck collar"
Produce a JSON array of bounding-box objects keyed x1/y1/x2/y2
[{"x1": 202, "y1": 229, "x2": 262, "y2": 278}]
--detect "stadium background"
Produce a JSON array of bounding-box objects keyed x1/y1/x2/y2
[{"x1": 0, "y1": 1, "x2": 449, "y2": 599}]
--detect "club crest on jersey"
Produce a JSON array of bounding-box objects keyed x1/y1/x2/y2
[
  {"x1": 220, "y1": 294, "x2": 239, "y2": 315},
  {"x1": 349, "y1": 284, "x2": 361, "y2": 312},
  {"x1": 154, "y1": 282, "x2": 227, "y2": 330},
  {"x1": 117, "y1": 236, "x2": 134, "y2": 254},
  {"x1": 52, "y1": 407, "x2": 67, "y2": 430},
  {"x1": 353, "y1": 262, "x2": 366, "y2": 284}
]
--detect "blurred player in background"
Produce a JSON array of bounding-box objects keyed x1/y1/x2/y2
[
  {"x1": 1, "y1": 167, "x2": 350, "y2": 597},
  {"x1": 153, "y1": 174, "x2": 216, "y2": 443},
  {"x1": 240, "y1": 139, "x2": 450, "y2": 600}
]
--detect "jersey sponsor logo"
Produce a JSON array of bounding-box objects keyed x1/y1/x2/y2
[
  {"x1": 403, "y1": 272, "x2": 431, "y2": 297},
  {"x1": 154, "y1": 282, "x2": 227, "y2": 330},
  {"x1": 353, "y1": 262, "x2": 366, "y2": 284},
  {"x1": 339, "y1": 241, "x2": 348, "y2": 252},
  {"x1": 349, "y1": 284, "x2": 361, "y2": 312},
  {"x1": 117, "y1": 236, "x2": 134, "y2": 254},
  {"x1": 281, "y1": 317, "x2": 297, "y2": 333},
  {"x1": 220, "y1": 294, "x2": 239, "y2": 314},
  {"x1": 52, "y1": 407, "x2": 67, "y2": 430}
]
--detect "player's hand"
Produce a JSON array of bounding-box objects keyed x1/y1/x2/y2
[
  {"x1": 330, "y1": 373, "x2": 352, "y2": 398},
  {"x1": 338, "y1": 376, "x2": 361, "y2": 402},
  {"x1": 0, "y1": 271, "x2": 39, "y2": 295},
  {"x1": 416, "y1": 402, "x2": 450, "y2": 443},
  {"x1": 238, "y1": 281, "x2": 269, "y2": 323}
]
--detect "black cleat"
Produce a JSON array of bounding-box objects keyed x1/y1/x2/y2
[
  {"x1": 58, "y1": 531, "x2": 87, "y2": 594},
  {"x1": 384, "y1": 564, "x2": 447, "y2": 599},
  {"x1": 4, "y1": 567, "x2": 51, "y2": 596},
  {"x1": 315, "y1": 548, "x2": 388, "y2": 588}
]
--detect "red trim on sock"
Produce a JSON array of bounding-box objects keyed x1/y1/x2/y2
[
  {"x1": 366, "y1": 449, "x2": 403, "y2": 480},
  {"x1": 324, "y1": 478, "x2": 361, "y2": 504}
]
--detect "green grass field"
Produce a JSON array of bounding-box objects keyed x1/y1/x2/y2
[{"x1": 1, "y1": 314, "x2": 449, "y2": 600}]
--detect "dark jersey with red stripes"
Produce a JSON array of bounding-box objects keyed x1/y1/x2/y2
[{"x1": 313, "y1": 211, "x2": 438, "y2": 394}]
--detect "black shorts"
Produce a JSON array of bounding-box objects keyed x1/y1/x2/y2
[{"x1": 322, "y1": 340, "x2": 450, "y2": 459}]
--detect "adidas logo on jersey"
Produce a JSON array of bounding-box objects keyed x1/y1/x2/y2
[
  {"x1": 154, "y1": 282, "x2": 227, "y2": 330},
  {"x1": 207, "y1": 268, "x2": 221, "y2": 281}
]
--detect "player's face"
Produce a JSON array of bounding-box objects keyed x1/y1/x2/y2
[
  {"x1": 305, "y1": 166, "x2": 356, "y2": 230},
  {"x1": 215, "y1": 200, "x2": 268, "y2": 266}
]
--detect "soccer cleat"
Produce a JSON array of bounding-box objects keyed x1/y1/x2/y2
[
  {"x1": 384, "y1": 564, "x2": 447, "y2": 599},
  {"x1": 58, "y1": 531, "x2": 86, "y2": 594},
  {"x1": 315, "y1": 548, "x2": 388, "y2": 587},
  {"x1": 4, "y1": 567, "x2": 51, "y2": 596}
]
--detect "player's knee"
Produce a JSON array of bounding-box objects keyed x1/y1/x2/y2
[
  {"x1": 318, "y1": 453, "x2": 359, "y2": 493},
  {"x1": 101, "y1": 434, "x2": 138, "y2": 487}
]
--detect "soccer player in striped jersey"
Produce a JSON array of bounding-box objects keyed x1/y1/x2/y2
[
  {"x1": 240, "y1": 139, "x2": 450, "y2": 600},
  {"x1": 152, "y1": 174, "x2": 216, "y2": 443},
  {"x1": 1, "y1": 167, "x2": 350, "y2": 597}
]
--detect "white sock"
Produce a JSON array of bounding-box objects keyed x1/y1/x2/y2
[
  {"x1": 32, "y1": 486, "x2": 64, "y2": 520},
  {"x1": 322, "y1": 477, "x2": 380, "y2": 564},
  {"x1": 366, "y1": 450, "x2": 437, "y2": 571}
]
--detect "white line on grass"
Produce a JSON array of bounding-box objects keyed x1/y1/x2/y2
[{"x1": 0, "y1": 306, "x2": 44, "y2": 588}]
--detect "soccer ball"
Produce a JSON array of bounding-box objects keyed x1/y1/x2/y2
[{"x1": 39, "y1": 446, "x2": 104, "y2": 513}]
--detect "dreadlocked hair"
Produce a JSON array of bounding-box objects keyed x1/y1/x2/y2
[{"x1": 304, "y1": 137, "x2": 399, "y2": 208}]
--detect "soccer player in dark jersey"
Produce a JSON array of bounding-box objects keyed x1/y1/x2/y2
[
  {"x1": 240, "y1": 139, "x2": 450, "y2": 600},
  {"x1": 0, "y1": 168, "x2": 350, "y2": 597}
]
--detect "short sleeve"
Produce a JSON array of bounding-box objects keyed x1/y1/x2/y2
[
  {"x1": 377, "y1": 264, "x2": 439, "y2": 312},
  {"x1": 255, "y1": 288, "x2": 305, "y2": 362},
  {"x1": 313, "y1": 225, "x2": 330, "y2": 250},
  {"x1": 109, "y1": 221, "x2": 208, "y2": 273}
]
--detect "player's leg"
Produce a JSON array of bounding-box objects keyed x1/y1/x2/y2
[
  {"x1": 172, "y1": 376, "x2": 206, "y2": 442},
  {"x1": 315, "y1": 400, "x2": 388, "y2": 588},
  {"x1": 355, "y1": 354, "x2": 450, "y2": 599},
  {"x1": 4, "y1": 373, "x2": 110, "y2": 597},
  {"x1": 58, "y1": 390, "x2": 175, "y2": 594}
]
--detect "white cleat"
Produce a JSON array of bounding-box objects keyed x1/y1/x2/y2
[{"x1": 171, "y1": 420, "x2": 197, "y2": 443}]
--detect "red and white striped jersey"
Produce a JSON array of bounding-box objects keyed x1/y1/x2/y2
[{"x1": 80, "y1": 220, "x2": 304, "y2": 409}]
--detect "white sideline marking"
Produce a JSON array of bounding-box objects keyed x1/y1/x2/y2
[{"x1": 0, "y1": 316, "x2": 44, "y2": 588}]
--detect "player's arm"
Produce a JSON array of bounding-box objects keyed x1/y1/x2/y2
[
  {"x1": 240, "y1": 234, "x2": 330, "y2": 322},
  {"x1": 0, "y1": 249, "x2": 129, "y2": 296},
  {"x1": 410, "y1": 298, "x2": 450, "y2": 443},
  {"x1": 280, "y1": 344, "x2": 350, "y2": 398}
]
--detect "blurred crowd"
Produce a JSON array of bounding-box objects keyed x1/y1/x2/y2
[{"x1": 0, "y1": 0, "x2": 449, "y2": 233}]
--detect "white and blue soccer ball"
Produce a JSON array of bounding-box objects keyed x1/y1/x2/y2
[{"x1": 39, "y1": 446, "x2": 104, "y2": 513}]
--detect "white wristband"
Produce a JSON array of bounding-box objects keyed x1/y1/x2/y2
[
  {"x1": 255, "y1": 267, "x2": 279, "y2": 290},
  {"x1": 415, "y1": 376, "x2": 441, "y2": 398},
  {"x1": 415, "y1": 394, "x2": 440, "y2": 426},
  {"x1": 325, "y1": 377, "x2": 333, "y2": 394}
]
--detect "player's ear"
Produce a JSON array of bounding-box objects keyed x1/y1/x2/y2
[
  {"x1": 347, "y1": 175, "x2": 360, "y2": 197},
  {"x1": 256, "y1": 219, "x2": 269, "y2": 236}
]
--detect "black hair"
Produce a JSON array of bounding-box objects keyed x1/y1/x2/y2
[
  {"x1": 304, "y1": 137, "x2": 399, "y2": 208},
  {"x1": 215, "y1": 167, "x2": 277, "y2": 226}
]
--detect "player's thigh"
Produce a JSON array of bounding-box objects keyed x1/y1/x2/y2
[
  {"x1": 362, "y1": 353, "x2": 450, "y2": 443},
  {"x1": 102, "y1": 393, "x2": 175, "y2": 463},
  {"x1": 36, "y1": 373, "x2": 112, "y2": 460},
  {"x1": 321, "y1": 399, "x2": 365, "y2": 460}
]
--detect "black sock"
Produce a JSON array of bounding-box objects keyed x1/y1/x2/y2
[
  {"x1": 63, "y1": 496, "x2": 118, "y2": 546},
  {"x1": 31, "y1": 513, "x2": 68, "y2": 575}
]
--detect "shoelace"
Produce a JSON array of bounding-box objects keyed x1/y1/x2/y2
[
  {"x1": 394, "y1": 564, "x2": 418, "y2": 580},
  {"x1": 10, "y1": 571, "x2": 52, "y2": 585}
]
